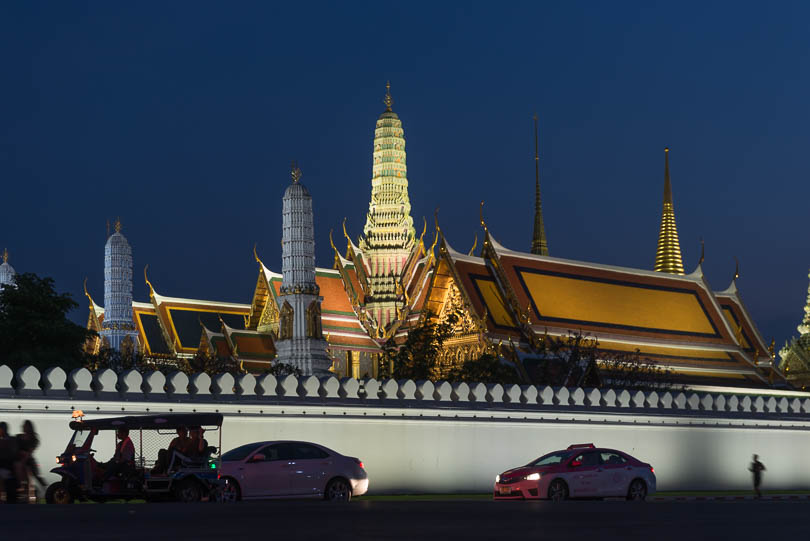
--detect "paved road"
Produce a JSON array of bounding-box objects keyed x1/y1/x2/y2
[{"x1": 1, "y1": 499, "x2": 802, "y2": 540}]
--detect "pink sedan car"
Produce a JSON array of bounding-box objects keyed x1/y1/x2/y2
[{"x1": 219, "y1": 440, "x2": 368, "y2": 502}]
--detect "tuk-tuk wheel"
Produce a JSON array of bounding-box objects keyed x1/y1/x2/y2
[
  {"x1": 45, "y1": 482, "x2": 74, "y2": 504},
  {"x1": 174, "y1": 478, "x2": 202, "y2": 503}
]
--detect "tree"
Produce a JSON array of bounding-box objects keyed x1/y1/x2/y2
[
  {"x1": 446, "y1": 353, "x2": 522, "y2": 385},
  {"x1": 262, "y1": 362, "x2": 303, "y2": 378},
  {"x1": 522, "y1": 331, "x2": 674, "y2": 390},
  {"x1": 380, "y1": 312, "x2": 456, "y2": 380},
  {"x1": 0, "y1": 273, "x2": 96, "y2": 371}
]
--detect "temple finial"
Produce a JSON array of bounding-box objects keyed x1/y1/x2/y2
[
  {"x1": 383, "y1": 81, "x2": 393, "y2": 111},
  {"x1": 698, "y1": 237, "x2": 705, "y2": 266},
  {"x1": 114, "y1": 217, "x2": 122, "y2": 233},
  {"x1": 291, "y1": 161, "x2": 302, "y2": 183},
  {"x1": 530, "y1": 114, "x2": 549, "y2": 256},
  {"x1": 734, "y1": 257, "x2": 740, "y2": 281},
  {"x1": 654, "y1": 147, "x2": 684, "y2": 274},
  {"x1": 479, "y1": 201, "x2": 488, "y2": 233},
  {"x1": 2, "y1": 248, "x2": 7, "y2": 264}
]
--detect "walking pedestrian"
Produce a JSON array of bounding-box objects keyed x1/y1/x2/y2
[
  {"x1": 749, "y1": 454, "x2": 766, "y2": 498},
  {"x1": 0, "y1": 422, "x2": 19, "y2": 503},
  {"x1": 15, "y1": 420, "x2": 45, "y2": 493}
]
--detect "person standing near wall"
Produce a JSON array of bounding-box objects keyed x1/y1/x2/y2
[{"x1": 749, "y1": 454, "x2": 766, "y2": 498}]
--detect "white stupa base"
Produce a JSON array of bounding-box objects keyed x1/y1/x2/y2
[{"x1": 275, "y1": 338, "x2": 332, "y2": 376}]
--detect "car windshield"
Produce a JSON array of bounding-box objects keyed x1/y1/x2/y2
[
  {"x1": 222, "y1": 443, "x2": 263, "y2": 462},
  {"x1": 527, "y1": 451, "x2": 572, "y2": 467}
]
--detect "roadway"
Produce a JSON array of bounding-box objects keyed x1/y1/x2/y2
[{"x1": 1, "y1": 499, "x2": 801, "y2": 540}]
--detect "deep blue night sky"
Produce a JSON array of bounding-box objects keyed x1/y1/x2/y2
[{"x1": 1, "y1": 2, "x2": 808, "y2": 352}]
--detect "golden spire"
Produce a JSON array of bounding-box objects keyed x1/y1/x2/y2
[
  {"x1": 2, "y1": 248, "x2": 7, "y2": 264},
  {"x1": 531, "y1": 114, "x2": 549, "y2": 256},
  {"x1": 114, "y1": 217, "x2": 122, "y2": 233},
  {"x1": 291, "y1": 161, "x2": 302, "y2": 183},
  {"x1": 383, "y1": 81, "x2": 393, "y2": 111},
  {"x1": 654, "y1": 148, "x2": 685, "y2": 274},
  {"x1": 468, "y1": 233, "x2": 478, "y2": 256}
]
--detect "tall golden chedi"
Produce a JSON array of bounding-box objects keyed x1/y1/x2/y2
[
  {"x1": 530, "y1": 115, "x2": 549, "y2": 256},
  {"x1": 357, "y1": 82, "x2": 417, "y2": 327},
  {"x1": 654, "y1": 148, "x2": 684, "y2": 274}
]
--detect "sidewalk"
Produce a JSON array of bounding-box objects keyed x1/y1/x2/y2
[{"x1": 652, "y1": 493, "x2": 810, "y2": 502}]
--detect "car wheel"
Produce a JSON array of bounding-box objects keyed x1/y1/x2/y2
[
  {"x1": 174, "y1": 478, "x2": 202, "y2": 503},
  {"x1": 45, "y1": 481, "x2": 74, "y2": 504},
  {"x1": 548, "y1": 479, "x2": 568, "y2": 502},
  {"x1": 627, "y1": 479, "x2": 647, "y2": 501},
  {"x1": 325, "y1": 478, "x2": 352, "y2": 502},
  {"x1": 219, "y1": 477, "x2": 241, "y2": 503}
]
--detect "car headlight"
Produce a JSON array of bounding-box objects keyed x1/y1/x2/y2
[
  {"x1": 495, "y1": 474, "x2": 501, "y2": 483},
  {"x1": 525, "y1": 473, "x2": 541, "y2": 481}
]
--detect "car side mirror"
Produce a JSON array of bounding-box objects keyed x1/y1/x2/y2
[{"x1": 248, "y1": 453, "x2": 266, "y2": 463}]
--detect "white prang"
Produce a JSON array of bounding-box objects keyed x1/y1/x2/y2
[
  {"x1": 274, "y1": 167, "x2": 331, "y2": 375},
  {"x1": 0, "y1": 249, "x2": 15, "y2": 288},
  {"x1": 101, "y1": 223, "x2": 139, "y2": 353}
]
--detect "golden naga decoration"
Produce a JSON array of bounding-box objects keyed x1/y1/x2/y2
[
  {"x1": 253, "y1": 243, "x2": 263, "y2": 265},
  {"x1": 143, "y1": 264, "x2": 155, "y2": 297},
  {"x1": 468, "y1": 233, "x2": 478, "y2": 257},
  {"x1": 82, "y1": 277, "x2": 96, "y2": 308},
  {"x1": 418, "y1": 217, "x2": 427, "y2": 247}
]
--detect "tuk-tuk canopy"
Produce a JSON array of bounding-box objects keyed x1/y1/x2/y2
[{"x1": 69, "y1": 413, "x2": 223, "y2": 431}]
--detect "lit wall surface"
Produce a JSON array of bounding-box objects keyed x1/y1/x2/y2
[{"x1": 2, "y1": 366, "x2": 808, "y2": 493}]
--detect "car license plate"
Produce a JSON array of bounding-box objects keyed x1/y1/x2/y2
[{"x1": 499, "y1": 486, "x2": 511, "y2": 495}]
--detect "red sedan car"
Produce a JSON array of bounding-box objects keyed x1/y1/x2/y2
[
  {"x1": 494, "y1": 444, "x2": 656, "y2": 501},
  {"x1": 219, "y1": 440, "x2": 368, "y2": 502}
]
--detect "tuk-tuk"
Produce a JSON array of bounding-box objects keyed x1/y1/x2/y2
[{"x1": 45, "y1": 412, "x2": 224, "y2": 504}]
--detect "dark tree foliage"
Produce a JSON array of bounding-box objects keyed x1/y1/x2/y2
[
  {"x1": 523, "y1": 331, "x2": 674, "y2": 390},
  {"x1": 262, "y1": 362, "x2": 303, "y2": 378},
  {"x1": 380, "y1": 312, "x2": 456, "y2": 381},
  {"x1": 0, "y1": 273, "x2": 96, "y2": 370},
  {"x1": 445, "y1": 353, "x2": 522, "y2": 385},
  {"x1": 85, "y1": 348, "x2": 244, "y2": 376},
  {"x1": 597, "y1": 349, "x2": 676, "y2": 392}
]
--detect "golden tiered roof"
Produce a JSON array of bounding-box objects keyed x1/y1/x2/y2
[{"x1": 654, "y1": 148, "x2": 685, "y2": 274}]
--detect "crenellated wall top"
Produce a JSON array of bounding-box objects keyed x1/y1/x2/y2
[{"x1": 1, "y1": 364, "x2": 809, "y2": 418}]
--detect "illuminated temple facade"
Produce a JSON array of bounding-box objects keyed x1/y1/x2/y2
[
  {"x1": 84, "y1": 86, "x2": 786, "y2": 388},
  {"x1": 778, "y1": 271, "x2": 810, "y2": 389}
]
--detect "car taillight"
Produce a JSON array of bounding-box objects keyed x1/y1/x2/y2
[
  {"x1": 354, "y1": 458, "x2": 364, "y2": 469},
  {"x1": 650, "y1": 467, "x2": 655, "y2": 474}
]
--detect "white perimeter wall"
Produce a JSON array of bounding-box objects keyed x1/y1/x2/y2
[{"x1": 3, "y1": 397, "x2": 808, "y2": 494}]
